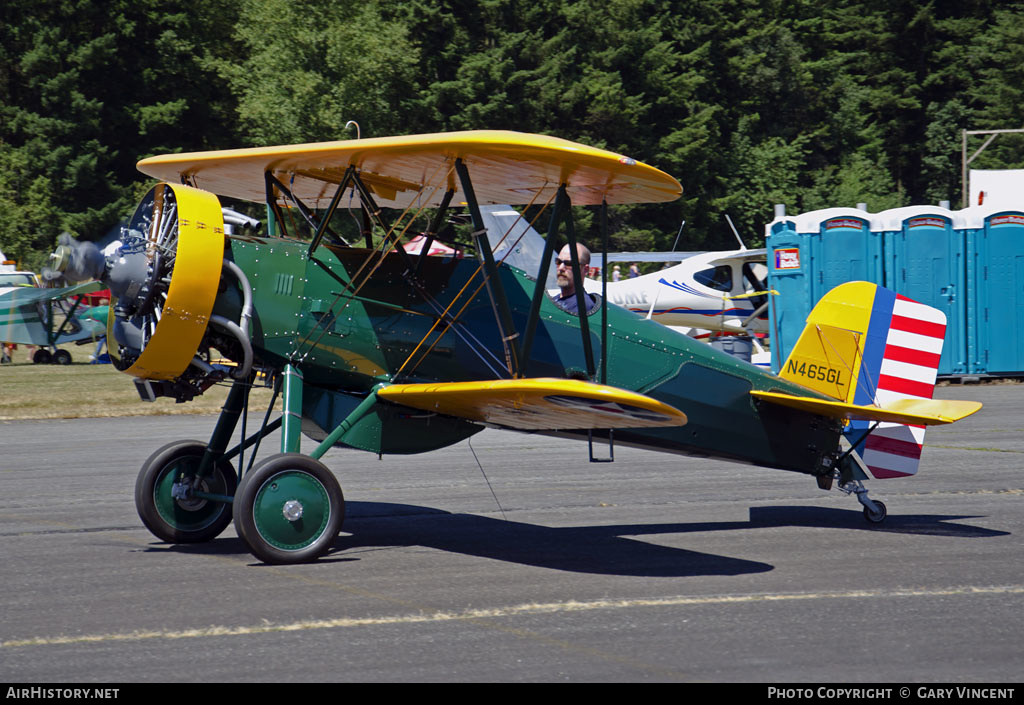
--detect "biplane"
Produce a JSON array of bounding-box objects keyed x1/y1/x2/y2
[
  {"x1": 47, "y1": 130, "x2": 981, "y2": 564},
  {"x1": 0, "y1": 273, "x2": 105, "y2": 364}
]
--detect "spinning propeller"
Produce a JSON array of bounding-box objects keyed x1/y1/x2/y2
[{"x1": 48, "y1": 183, "x2": 226, "y2": 382}]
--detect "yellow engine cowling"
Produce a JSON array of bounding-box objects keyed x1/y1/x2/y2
[{"x1": 110, "y1": 182, "x2": 226, "y2": 381}]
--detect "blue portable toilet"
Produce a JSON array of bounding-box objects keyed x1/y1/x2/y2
[
  {"x1": 766, "y1": 208, "x2": 882, "y2": 371},
  {"x1": 879, "y1": 206, "x2": 965, "y2": 375},
  {"x1": 766, "y1": 215, "x2": 805, "y2": 373},
  {"x1": 766, "y1": 201, "x2": 1024, "y2": 379},
  {"x1": 966, "y1": 207, "x2": 1024, "y2": 375}
]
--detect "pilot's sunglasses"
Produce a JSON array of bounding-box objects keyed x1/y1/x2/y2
[{"x1": 555, "y1": 258, "x2": 575, "y2": 267}]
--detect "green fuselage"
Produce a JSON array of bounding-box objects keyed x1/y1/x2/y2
[{"x1": 217, "y1": 235, "x2": 840, "y2": 475}]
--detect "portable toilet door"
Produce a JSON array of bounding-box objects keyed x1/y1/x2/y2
[
  {"x1": 974, "y1": 211, "x2": 1024, "y2": 375},
  {"x1": 767, "y1": 211, "x2": 879, "y2": 372},
  {"x1": 812, "y1": 215, "x2": 883, "y2": 301},
  {"x1": 887, "y1": 213, "x2": 966, "y2": 375}
]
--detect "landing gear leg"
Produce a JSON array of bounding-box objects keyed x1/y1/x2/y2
[
  {"x1": 838, "y1": 478, "x2": 888, "y2": 524},
  {"x1": 832, "y1": 449, "x2": 888, "y2": 524},
  {"x1": 134, "y1": 376, "x2": 253, "y2": 543}
]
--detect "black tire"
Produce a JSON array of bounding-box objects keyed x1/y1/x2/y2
[
  {"x1": 863, "y1": 499, "x2": 887, "y2": 524},
  {"x1": 135, "y1": 440, "x2": 237, "y2": 543},
  {"x1": 53, "y1": 349, "x2": 72, "y2": 365},
  {"x1": 233, "y1": 453, "x2": 345, "y2": 564},
  {"x1": 32, "y1": 348, "x2": 51, "y2": 364}
]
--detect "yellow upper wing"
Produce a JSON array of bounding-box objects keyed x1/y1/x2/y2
[
  {"x1": 377, "y1": 377, "x2": 687, "y2": 431},
  {"x1": 136, "y1": 130, "x2": 682, "y2": 209}
]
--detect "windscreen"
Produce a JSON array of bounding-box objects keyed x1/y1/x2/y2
[{"x1": 480, "y1": 206, "x2": 559, "y2": 290}]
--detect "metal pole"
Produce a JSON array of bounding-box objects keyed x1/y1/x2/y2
[
  {"x1": 415, "y1": 189, "x2": 454, "y2": 275},
  {"x1": 961, "y1": 129, "x2": 968, "y2": 209},
  {"x1": 280, "y1": 364, "x2": 303, "y2": 453},
  {"x1": 455, "y1": 159, "x2": 521, "y2": 377},
  {"x1": 310, "y1": 386, "x2": 383, "y2": 460},
  {"x1": 564, "y1": 208, "x2": 596, "y2": 379},
  {"x1": 520, "y1": 186, "x2": 568, "y2": 369},
  {"x1": 600, "y1": 201, "x2": 608, "y2": 385},
  {"x1": 671, "y1": 220, "x2": 685, "y2": 251},
  {"x1": 961, "y1": 127, "x2": 1024, "y2": 208},
  {"x1": 199, "y1": 376, "x2": 250, "y2": 479},
  {"x1": 264, "y1": 171, "x2": 286, "y2": 237},
  {"x1": 307, "y1": 167, "x2": 355, "y2": 256}
]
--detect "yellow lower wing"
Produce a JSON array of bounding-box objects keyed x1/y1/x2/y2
[
  {"x1": 751, "y1": 390, "x2": 982, "y2": 426},
  {"x1": 377, "y1": 378, "x2": 687, "y2": 431}
]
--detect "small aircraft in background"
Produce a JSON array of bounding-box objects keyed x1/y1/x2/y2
[
  {"x1": 475, "y1": 209, "x2": 772, "y2": 344},
  {"x1": 0, "y1": 268, "x2": 105, "y2": 364},
  {"x1": 46, "y1": 130, "x2": 980, "y2": 565},
  {"x1": 587, "y1": 247, "x2": 769, "y2": 334},
  {"x1": 589, "y1": 247, "x2": 772, "y2": 367}
]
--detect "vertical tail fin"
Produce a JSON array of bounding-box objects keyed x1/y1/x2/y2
[{"x1": 779, "y1": 282, "x2": 946, "y2": 478}]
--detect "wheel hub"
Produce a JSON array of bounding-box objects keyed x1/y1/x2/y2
[
  {"x1": 252, "y1": 471, "x2": 331, "y2": 551},
  {"x1": 282, "y1": 499, "x2": 304, "y2": 522},
  {"x1": 171, "y1": 478, "x2": 209, "y2": 511}
]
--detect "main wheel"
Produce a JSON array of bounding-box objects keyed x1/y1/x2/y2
[
  {"x1": 53, "y1": 349, "x2": 72, "y2": 365},
  {"x1": 32, "y1": 348, "x2": 51, "y2": 364},
  {"x1": 135, "y1": 440, "x2": 237, "y2": 543},
  {"x1": 863, "y1": 499, "x2": 887, "y2": 524},
  {"x1": 233, "y1": 453, "x2": 345, "y2": 564}
]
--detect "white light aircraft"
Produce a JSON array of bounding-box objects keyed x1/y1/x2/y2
[{"x1": 585, "y1": 248, "x2": 770, "y2": 339}]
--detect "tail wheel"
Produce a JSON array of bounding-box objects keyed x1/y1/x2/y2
[
  {"x1": 233, "y1": 454, "x2": 345, "y2": 564},
  {"x1": 110, "y1": 182, "x2": 225, "y2": 380},
  {"x1": 863, "y1": 499, "x2": 887, "y2": 524},
  {"x1": 135, "y1": 440, "x2": 237, "y2": 543}
]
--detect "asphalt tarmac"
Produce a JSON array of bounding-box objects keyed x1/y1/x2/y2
[{"x1": 1, "y1": 383, "x2": 1021, "y2": 683}]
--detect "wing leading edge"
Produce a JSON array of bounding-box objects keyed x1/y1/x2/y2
[
  {"x1": 135, "y1": 130, "x2": 683, "y2": 209},
  {"x1": 0, "y1": 281, "x2": 100, "y2": 306}
]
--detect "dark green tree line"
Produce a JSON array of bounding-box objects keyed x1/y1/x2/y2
[{"x1": 2, "y1": 0, "x2": 1022, "y2": 268}]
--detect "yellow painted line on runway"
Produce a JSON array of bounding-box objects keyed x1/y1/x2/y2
[{"x1": 4, "y1": 584, "x2": 1022, "y2": 649}]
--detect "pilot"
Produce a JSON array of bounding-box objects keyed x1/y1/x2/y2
[{"x1": 553, "y1": 243, "x2": 598, "y2": 315}]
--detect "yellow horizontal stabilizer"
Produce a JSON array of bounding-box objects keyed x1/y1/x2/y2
[
  {"x1": 751, "y1": 390, "x2": 982, "y2": 426},
  {"x1": 377, "y1": 378, "x2": 687, "y2": 431}
]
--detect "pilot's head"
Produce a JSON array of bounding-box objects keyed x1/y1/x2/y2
[{"x1": 556, "y1": 243, "x2": 591, "y2": 297}]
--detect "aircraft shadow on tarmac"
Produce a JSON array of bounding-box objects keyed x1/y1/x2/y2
[
  {"x1": 163, "y1": 502, "x2": 1007, "y2": 576},
  {"x1": 745, "y1": 505, "x2": 1010, "y2": 537}
]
